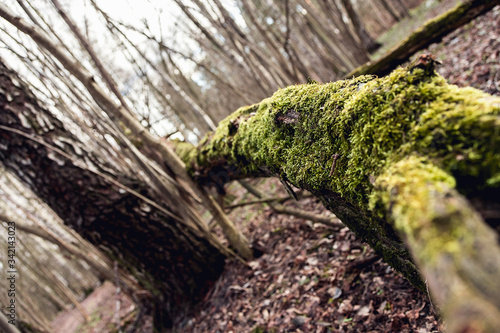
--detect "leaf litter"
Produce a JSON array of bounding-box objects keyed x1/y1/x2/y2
[{"x1": 176, "y1": 178, "x2": 442, "y2": 333}]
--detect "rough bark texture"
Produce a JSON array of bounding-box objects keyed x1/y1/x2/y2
[
  {"x1": 0, "y1": 60, "x2": 225, "y2": 327},
  {"x1": 0, "y1": 3, "x2": 253, "y2": 260},
  {"x1": 178, "y1": 60, "x2": 500, "y2": 332},
  {"x1": 347, "y1": 0, "x2": 498, "y2": 78}
]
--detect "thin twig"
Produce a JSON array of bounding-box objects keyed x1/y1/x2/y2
[
  {"x1": 114, "y1": 261, "x2": 122, "y2": 333},
  {"x1": 425, "y1": 279, "x2": 435, "y2": 314},
  {"x1": 226, "y1": 193, "x2": 313, "y2": 210},
  {"x1": 238, "y1": 180, "x2": 343, "y2": 228},
  {"x1": 329, "y1": 153, "x2": 340, "y2": 177}
]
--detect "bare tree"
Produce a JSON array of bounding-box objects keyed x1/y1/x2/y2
[{"x1": 0, "y1": 58, "x2": 228, "y2": 328}]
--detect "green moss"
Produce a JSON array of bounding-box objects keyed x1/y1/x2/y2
[
  {"x1": 405, "y1": 90, "x2": 500, "y2": 193},
  {"x1": 193, "y1": 66, "x2": 499, "y2": 212},
  {"x1": 371, "y1": 156, "x2": 466, "y2": 262},
  {"x1": 172, "y1": 139, "x2": 197, "y2": 166},
  {"x1": 183, "y1": 64, "x2": 500, "y2": 286}
]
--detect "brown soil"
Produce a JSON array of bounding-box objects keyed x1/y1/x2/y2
[{"x1": 424, "y1": 5, "x2": 500, "y2": 96}]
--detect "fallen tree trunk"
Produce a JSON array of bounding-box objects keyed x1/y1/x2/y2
[
  {"x1": 177, "y1": 58, "x2": 500, "y2": 332},
  {"x1": 347, "y1": 0, "x2": 498, "y2": 77},
  {"x1": 0, "y1": 3, "x2": 253, "y2": 261}
]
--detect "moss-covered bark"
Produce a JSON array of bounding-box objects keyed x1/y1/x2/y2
[
  {"x1": 178, "y1": 58, "x2": 500, "y2": 331},
  {"x1": 375, "y1": 156, "x2": 500, "y2": 332}
]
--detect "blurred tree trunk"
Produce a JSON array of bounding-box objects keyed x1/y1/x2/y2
[
  {"x1": 348, "y1": 0, "x2": 498, "y2": 78},
  {"x1": 340, "y1": 0, "x2": 381, "y2": 53},
  {"x1": 0, "y1": 60, "x2": 226, "y2": 328},
  {"x1": 0, "y1": 2, "x2": 253, "y2": 261},
  {"x1": 378, "y1": 0, "x2": 403, "y2": 21},
  {"x1": 393, "y1": 0, "x2": 411, "y2": 18}
]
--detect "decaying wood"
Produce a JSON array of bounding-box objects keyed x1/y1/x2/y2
[{"x1": 347, "y1": 0, "x2": 498, "y2": 77}]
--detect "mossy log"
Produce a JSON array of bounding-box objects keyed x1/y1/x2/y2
[
  {"x1": 177, "y1": 58, "x2": 500, "y2": 332},
  {"x1": 347, "y1": 0, "x2": 498, "y2": 77}
]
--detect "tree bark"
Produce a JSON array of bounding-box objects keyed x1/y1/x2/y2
[
  {"x1": 377, "y1": 0, "x2": 402, "y2": 22},
  {"x1": 0, "y1": 312, "x2": 21, "y2": 333},
  {"x1": 0, "y1": 60, "x2": 225, "y2": 328},
  {"x1": 177, "y1": 60, "x2": 500, "y2": 332}
]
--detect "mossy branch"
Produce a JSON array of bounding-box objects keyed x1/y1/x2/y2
[
  {"x1": 347, "y1": 0, "x2": 498, "y2": 77},
  {"x1": 374, "y1": 156, "x2": 500, "y2": 332},
  {"x1": 176, "y1": 59, "x2": 500, "y2": 331}
]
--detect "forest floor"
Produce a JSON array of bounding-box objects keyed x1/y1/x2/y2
[
  {"x1": 50, "y1": 281, "x2": 143, "y2": 333},
  {"x1": 51, "y1": 4, "x2": 499, "y2": 333},
  {"x1": 177, "y1": 179, "x2": 440, "y2": 333}
]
